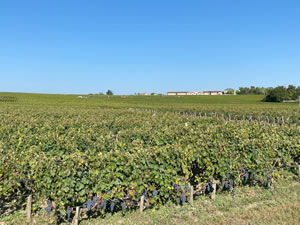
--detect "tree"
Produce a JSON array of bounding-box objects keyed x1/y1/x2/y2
[
  {"x1": 106, "y1": 90, "x2": 113, "y2": 95},
  {"x1": 238, "y1": 87, "x2": 250, "y2": 95},
  {"x1": 263, "y1": 86, "x2": 289, "y2": 102},
  {"x1": 249, "y1": 86, "x2": 256, "y2": 95},
  {"x1": 287, "y1": 85, "x2": 296, "y2": 100},
  {"x1": 237, "y1": 86, "x2": 274, "y2": 95},
  {"x1": 294, "y1": 86, "x2": 300, "y2": 100},
  {"x1": 224, "y1": 88, "x2": 234, "y2": 94},
  {"x1": 254, "y1": 87, "x2": 266, "y2": 95}
]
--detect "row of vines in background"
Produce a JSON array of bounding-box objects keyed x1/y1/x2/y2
[
  {"x1": 0, "y1": 106, "x2": 299, "y2": 223},
  {"x1": 126, "y1": 107, "x2": 300, "y2": 125},
  {"x1": 1, "y1": 93, "x2": 299, "y2": 125}
]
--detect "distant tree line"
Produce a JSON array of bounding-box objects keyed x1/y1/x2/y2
[{"x1": 236, "y1": 86, "x2": 268, "y2": 95}]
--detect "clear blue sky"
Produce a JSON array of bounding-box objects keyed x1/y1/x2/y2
[{"x1": 0, "y1": 0, "x2": 299, "y2": 95}]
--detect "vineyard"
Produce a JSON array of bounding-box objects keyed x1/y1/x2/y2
[{"x1": 0, "y1": 94, "x2": 299, "y2": 224}]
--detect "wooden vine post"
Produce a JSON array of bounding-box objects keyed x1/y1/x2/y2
[
  {"x1": 211, "y1": 179, "x2": 216, "y2": 200},
  {"x1": 189, "y1": 184, "x2": 194, "y2": 206},
  {"x1": 26, "y1": 194, "x2": 32, "y2": 222},
  {"x1": 73, "y1": 206, "x2": 80, "y2": 225},
  {"x1": 267, "y1": 178, "x2": 272, "y2": 189},
  {"x1": 140, "y1": 195, "x2": 145, "y2": 213}
]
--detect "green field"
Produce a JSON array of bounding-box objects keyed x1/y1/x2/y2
[
  {"x1": 0, "y1": 93, "x2": 299, "y2": 225},
  {"x1": 0, "y1": 92, "x2": 297, "y2": 107},
  {"x1": 1, "y1": 92, "x2": 299, "y2": 118},
  {"x1": 1, "y1": 92, "x2": 299, "y2": 125}
]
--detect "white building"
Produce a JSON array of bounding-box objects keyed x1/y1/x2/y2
[
  {"x1": 167, "y1": 91, "x2": 223, "y2": 96},
  {"x1": 203, "y1": 91, "x2": 223, "y2": 95}
]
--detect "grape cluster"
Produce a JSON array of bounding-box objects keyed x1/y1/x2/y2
[
  {"x1": 266, "y1": 175, "x2": 272, "y2": 187},
  {"x1": 173, "y1": 183, "x2": 188, "y2": 205},
  {"x1": 174, "y1": 184, "x2": 181, "y2": 192},
  {"x1": 82, "y1": 199, "x2": 94, "y2": 211},
  {"x1": 185, "y1": 183, "x2": 190, "y2": 192},
  {"x1": 195, "y1": 191, "x2": 201, "y2": 196},
  {"x1": 143, "y1": 189, "x2": 148, "y2": 198},
  {"x1": 17, "y1": 179, "x2": 26, "y2": 190},
  {"x1": 221, "y1": 174, "x2": 234, "y2": 190},
  {"x1": 121, "y1": 202, "x2": 126, "y2": 214},
  {"x1": 110, "y1": 199, "x2": 121, "y2": 212},
  {"x1": 241, "y1": 168, "x2": 252, "y2": 183},
  {"x1": 55, "y1": 160, "x2": 61, "y2": 166},
  {"x1": 205, "y1": 182, "x2": 213, "y2": 193},
  {"x1": 180, "y1": 194, "x2": 186, "y2": 204},
  {"x1": 45, "y1": 200, "x2": 52, "y2": 215},
  {"x1": 66, "y1": 208, "x2": 72, "y2": 221},
  {"x1": 16, "y1": 178, "x2": 32, "y2": 190},
  {"x1": 97, "y1": 199, "x2": 107, "y2": 211}
]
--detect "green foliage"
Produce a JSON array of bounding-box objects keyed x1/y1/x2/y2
[
  {"x1": 0, "y1": 104, "x2": 299, "y2": 217},
  {"x1": 263, "y1": 85, "x2": 300, "y2": 102},
  {"x1": 0, "y1": 92, "x2": 299, "y2": 220},
  {"x1": 264, "y1": 86, "x2": 292, "y2": 102},
  {"x1": 264, "y1": 86, "x2": 288, "y2": 102}
]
